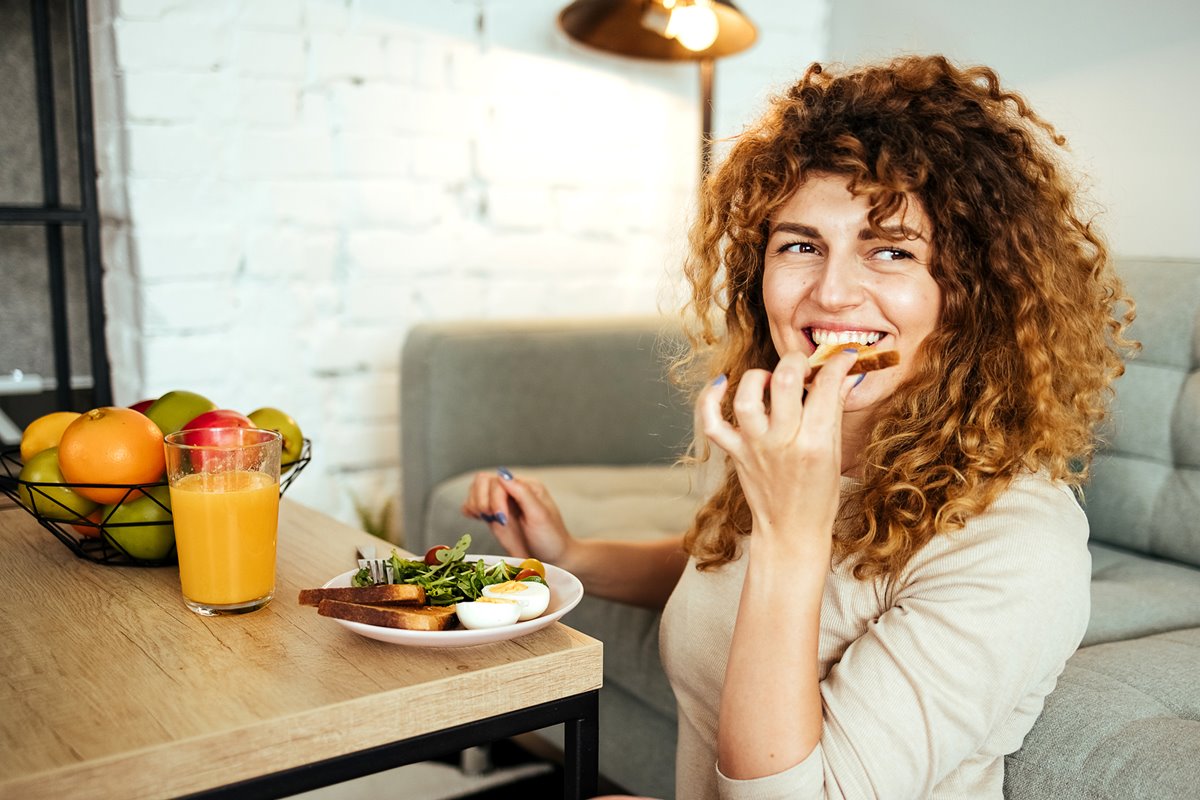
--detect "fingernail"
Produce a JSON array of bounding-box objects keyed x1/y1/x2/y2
[
  {"x1": 497, "y1": 467, "x2": 514, "y2": 481},
  {"x1": 843, "y1": 348, "x2": 860, "y2": 355},
  {"x1": 713, "y1": 374, "x2": 727, "y2": 386},
  {"x1": 495, "y1": 512, "x2": 508, "y2": 526},
  {"x1": 480, "y1": 512, "x2": 496, "y2": 523},
  {"x1": 854, "y1": 374, "x2": 866, "y2": 387}
]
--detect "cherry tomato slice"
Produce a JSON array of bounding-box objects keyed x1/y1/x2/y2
[
  {"x1": 518, "y1": 558, "x2": 546, "y2": 579},
  {"x1": 424, "y1": 544, "x2": 450, "y2": 566},
  {"x1": 514, "y1": 568, "x2": 541, "y2": 582}
]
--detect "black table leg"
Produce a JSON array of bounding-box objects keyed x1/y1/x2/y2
[{"x1": 563, "y1": 689, "x2": 599, "y2": 799}]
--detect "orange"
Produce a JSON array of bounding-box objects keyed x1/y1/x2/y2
[
  {"x1": 57, "y1": 407, "x2": 167, "y2": 504},
  {"x1": 19, "y1": 411, "x2": 82, "y2": 462}
]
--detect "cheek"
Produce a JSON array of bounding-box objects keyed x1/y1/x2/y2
[
  {"x1": 762, "y1": 273, "x2": 814, "y2": 352},
  {"x1": 761, "y1": 271, "x2": 811, "y2": 321},
  {"x1": 889, "y1": 280, "x2": 942, "y2": 342}
]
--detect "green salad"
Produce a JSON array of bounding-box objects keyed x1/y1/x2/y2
[{"x1": 351, "y1": 534, "x2": 540, "y2": 606}]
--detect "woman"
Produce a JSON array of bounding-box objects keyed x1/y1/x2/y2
[{"x1": 463, "y1": 55, "x2": 1134, "y2": 799}]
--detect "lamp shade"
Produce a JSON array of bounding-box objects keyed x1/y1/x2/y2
[{"x1": 558, "y1": 0, "x2": 757, "y2": 61}]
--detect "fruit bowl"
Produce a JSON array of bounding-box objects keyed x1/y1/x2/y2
[{"x1": 0, "y1": 439, "x2": 312, "y2": 567}]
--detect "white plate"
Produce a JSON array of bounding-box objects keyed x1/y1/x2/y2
[{"x1": 319, "y1": 555, "x2": 584, "y2": 648}]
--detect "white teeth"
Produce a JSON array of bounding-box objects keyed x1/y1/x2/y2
[{"x1": 810, "y1": 329, "x2": 883, "y2": 346}]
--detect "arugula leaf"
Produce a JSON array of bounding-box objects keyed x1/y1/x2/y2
[
  {"x1": 351, "y1": 566, "x2": 373, "y2": 587},
  {"x1": 368, "y1": 534, "x2": 527, "y2": 606}
]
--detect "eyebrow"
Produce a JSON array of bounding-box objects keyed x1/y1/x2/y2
[
  {"x1": 867, "y1": 224, "x2": 927, "y2": 243},
  {"x1": 768, "y1": 221, "x2": 928, "y2": 243}
]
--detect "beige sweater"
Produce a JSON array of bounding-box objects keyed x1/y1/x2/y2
[{"x1": 659, "y1": 473, "x2": 1091, "y2": 800}]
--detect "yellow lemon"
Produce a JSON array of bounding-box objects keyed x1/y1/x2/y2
[{"x1": 19, "y1": 411, "x2": 82, "y2": 462}]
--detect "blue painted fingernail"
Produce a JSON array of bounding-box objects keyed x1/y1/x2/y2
[
  {"x1": 854, "y1": 374, "x2": 866, "y2": 387},
  {"x1": 495, "y1": 512, "x2": 508, "y2": 526},
  {"x1": 497, "y1": 467, "x2": 514, "y2": 481},
  {"x1": 713, "y1": 374, "x2": 727, "y2": 385},
  {"x1": 843, "y1": 348, "x2": 860, "y2": 355},
  {"x1": 480, "y1": 512, "x2": 496, "y2": 523}
]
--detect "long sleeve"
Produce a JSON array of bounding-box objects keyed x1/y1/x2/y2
[{"x1": 663, "y1": 473, "x2": 1092, "y2": 800}]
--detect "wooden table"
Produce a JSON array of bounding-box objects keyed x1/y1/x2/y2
[{"x1": 0, "y1": 498, "x2": 603, "y2": 799}]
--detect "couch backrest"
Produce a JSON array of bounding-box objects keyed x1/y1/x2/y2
[
  {"x1": 400, "y1": 317, "x2": 694, "y2": 546},
  {"x1": 1083, "y1": 258, "x2": 1200, "y2": 567}
]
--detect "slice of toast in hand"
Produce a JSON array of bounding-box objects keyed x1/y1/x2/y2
[
  {"x1": 298, "y1": 583, "x2": 425, "y2": 607},
  {"x1": 317, "y1": 599, "x2": 457, "y2": 631},
  {"x1": 807, "y1": 341, "x2": 900, "y2": 378}
]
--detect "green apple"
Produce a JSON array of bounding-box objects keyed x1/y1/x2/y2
[
  {"x1": 17, "y1": 447, "x2": 100, "y2": 521},
  {"x1": 247, "y1": 407, "x2": 304, "y2": 472},
  {"x1": 145, "y1": 390, "x2": 217, "y2": 436},
  {"x1": 101, "y1": 485, "x2": 175, "y2": 561}
]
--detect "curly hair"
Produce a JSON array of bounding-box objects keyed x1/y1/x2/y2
[{"x1": 677, "y1": 54, "x2": 1136, "y2": 579}]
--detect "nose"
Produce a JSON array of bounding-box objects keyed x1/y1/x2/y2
[{"x1": 809, "y1": 248, "x2": 865, "y2": 310}]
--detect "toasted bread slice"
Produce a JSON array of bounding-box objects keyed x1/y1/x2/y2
[
  {"x1": 298, "y1": 583, "x2": 425, "y2": 607},
  {"x1": 317, "y1": 599, "x2": 457, "y2": 631},
  {"x1": 807, "y1": 341, "x2": 900, "y2": 377}
]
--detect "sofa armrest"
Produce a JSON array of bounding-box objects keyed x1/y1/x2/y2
[{"x1": 400, "y1": 316, "x2": 694, "y2": 551}]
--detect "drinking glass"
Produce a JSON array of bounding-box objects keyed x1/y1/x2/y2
[{"x1": 163, "y1": 428, "x2": 282, "y2": 616}]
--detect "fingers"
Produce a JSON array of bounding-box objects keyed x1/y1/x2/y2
[
  {"x1": 762, "y1": 353, "x2": 809, "y2": 442},
  {"x1": 698, "y1": 350, "x2": 858, "y2": 451},
  {"x1": 731, "y1": 369, "x2": 771, "y2": 438},
  {"x1": 461, "y1": 469, "x2": 515, "y2": 525},
  {"x1": 698, "y1": 374, "x2": 740, "y2": 454},
  {"x1": 460, "y1": 470, "x2": 532, "y2": 558},
  {"x1": 799, "y1": 349, "x2": 860, "y2": 439}
]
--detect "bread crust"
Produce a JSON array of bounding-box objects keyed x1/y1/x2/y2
[
  {"x1": 317, "y1": 599, "x2": 457, "y2": 630},
  {"x1": 807, "y1": 343, "x2": 900, "y2": 378},
  {"x1": 298, "y1": 583, "x2": 425, "y2": 607}
]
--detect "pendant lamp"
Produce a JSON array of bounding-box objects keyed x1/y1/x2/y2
[{"x1": 557, "y1": 0, "x2": 758, "y2": 175}]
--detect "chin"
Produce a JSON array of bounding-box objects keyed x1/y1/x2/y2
[{"x1": 843, "y1": 378, "x2": 896, "y2": 413}]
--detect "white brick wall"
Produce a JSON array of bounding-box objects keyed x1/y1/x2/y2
[{"x1": 88, "y1": 0, "x2": 828, "y2": 538}]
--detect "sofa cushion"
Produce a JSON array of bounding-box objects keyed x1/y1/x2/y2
[
  {"x1": 1085, "y1": 543, "x2": 1200, "y2": 646},
  {"x1": 1084, "y1": 259, "x2": 1200, "y2": 567},
  {"x1": 1005, "y1": 627, "x2": 1200, "y2": 800}
]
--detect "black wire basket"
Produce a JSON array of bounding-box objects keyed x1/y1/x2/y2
[{"x1": 0, "y1": 439, "x2": 312, "y2": 567}]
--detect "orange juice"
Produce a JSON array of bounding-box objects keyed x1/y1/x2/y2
[{"x1": 170, "y1": 470, "x2": 279, "y2": 606}]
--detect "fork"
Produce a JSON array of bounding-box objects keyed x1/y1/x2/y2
[{"x1": 356, "y1": 545, "x2": 393, "y2": 584}]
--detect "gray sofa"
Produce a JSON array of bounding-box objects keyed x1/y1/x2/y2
[{"x1": 400, "y1": 259, "x2": 1200, "y2": 799}]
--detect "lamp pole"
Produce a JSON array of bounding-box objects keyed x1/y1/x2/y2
[{"x1": 700, "y1": 57, "x2": 714, "y2": 177}]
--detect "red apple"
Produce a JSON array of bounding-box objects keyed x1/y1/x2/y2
[
  {"x1": 175, "y1": 410, "x2": 256, "y2": 471},
  {"x1": 183, "y1": 409, "x2": 253, "y2": 432},
  {"x1": 129, "y1": 398, "x2": 155, "y2": 414}
]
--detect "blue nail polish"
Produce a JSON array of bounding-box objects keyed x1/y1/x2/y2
[
  {"x1": 495, "y1": 512, "x2": 508, "y2": 526},
  {"x1": 497, "y1": 467, "x2": 514, "y2": 481},
  {"x1": 854, "y1": 374, "x2": 867, "y2": 387},
  {"x1": 843, "y1": 347, "x2": 860, "y2": 355},
  {"x1": 713, "y1": 374, "x2": 727, "y2": 386},
  {"x1": 480, "y1": 512, "x2": 496, "y2": 523}
]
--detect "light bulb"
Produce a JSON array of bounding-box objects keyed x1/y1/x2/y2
[{"x1": 666, "y1": 2, "x2": 719, "y2": 51}]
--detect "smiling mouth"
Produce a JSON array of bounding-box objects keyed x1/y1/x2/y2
[{"x1": 804, "y1": 328, "x2": 885, "y2": 349}]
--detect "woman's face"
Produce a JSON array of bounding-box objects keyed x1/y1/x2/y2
[{"x1": 762, "y1": 173, "x2": 942, "y2": 415}]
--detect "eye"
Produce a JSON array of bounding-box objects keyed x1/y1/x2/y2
[
  {"x1": 776, "y1": 240, "x2": 819, "y2": 255},
  {"x1": 871, "y1": 247, "x2": 915, "y2": 261}
]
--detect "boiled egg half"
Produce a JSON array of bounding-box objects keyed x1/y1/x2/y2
[
  {"x1": 454, "y1": 597, "x2": 521, "y2": 630},
  {"x1": 481, "y1": 580, "x2": 551, "y2": 621}
]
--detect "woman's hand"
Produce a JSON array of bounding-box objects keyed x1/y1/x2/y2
[
  {"x1": 698, "y1": 348, "x2": 861, "y2": 556},
  {"x1": 705, "y1": 348, "x2": 862, "y2": 779},
  {"x1": 461, "y1": 469, "x2": 575, "y2": 566}
]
